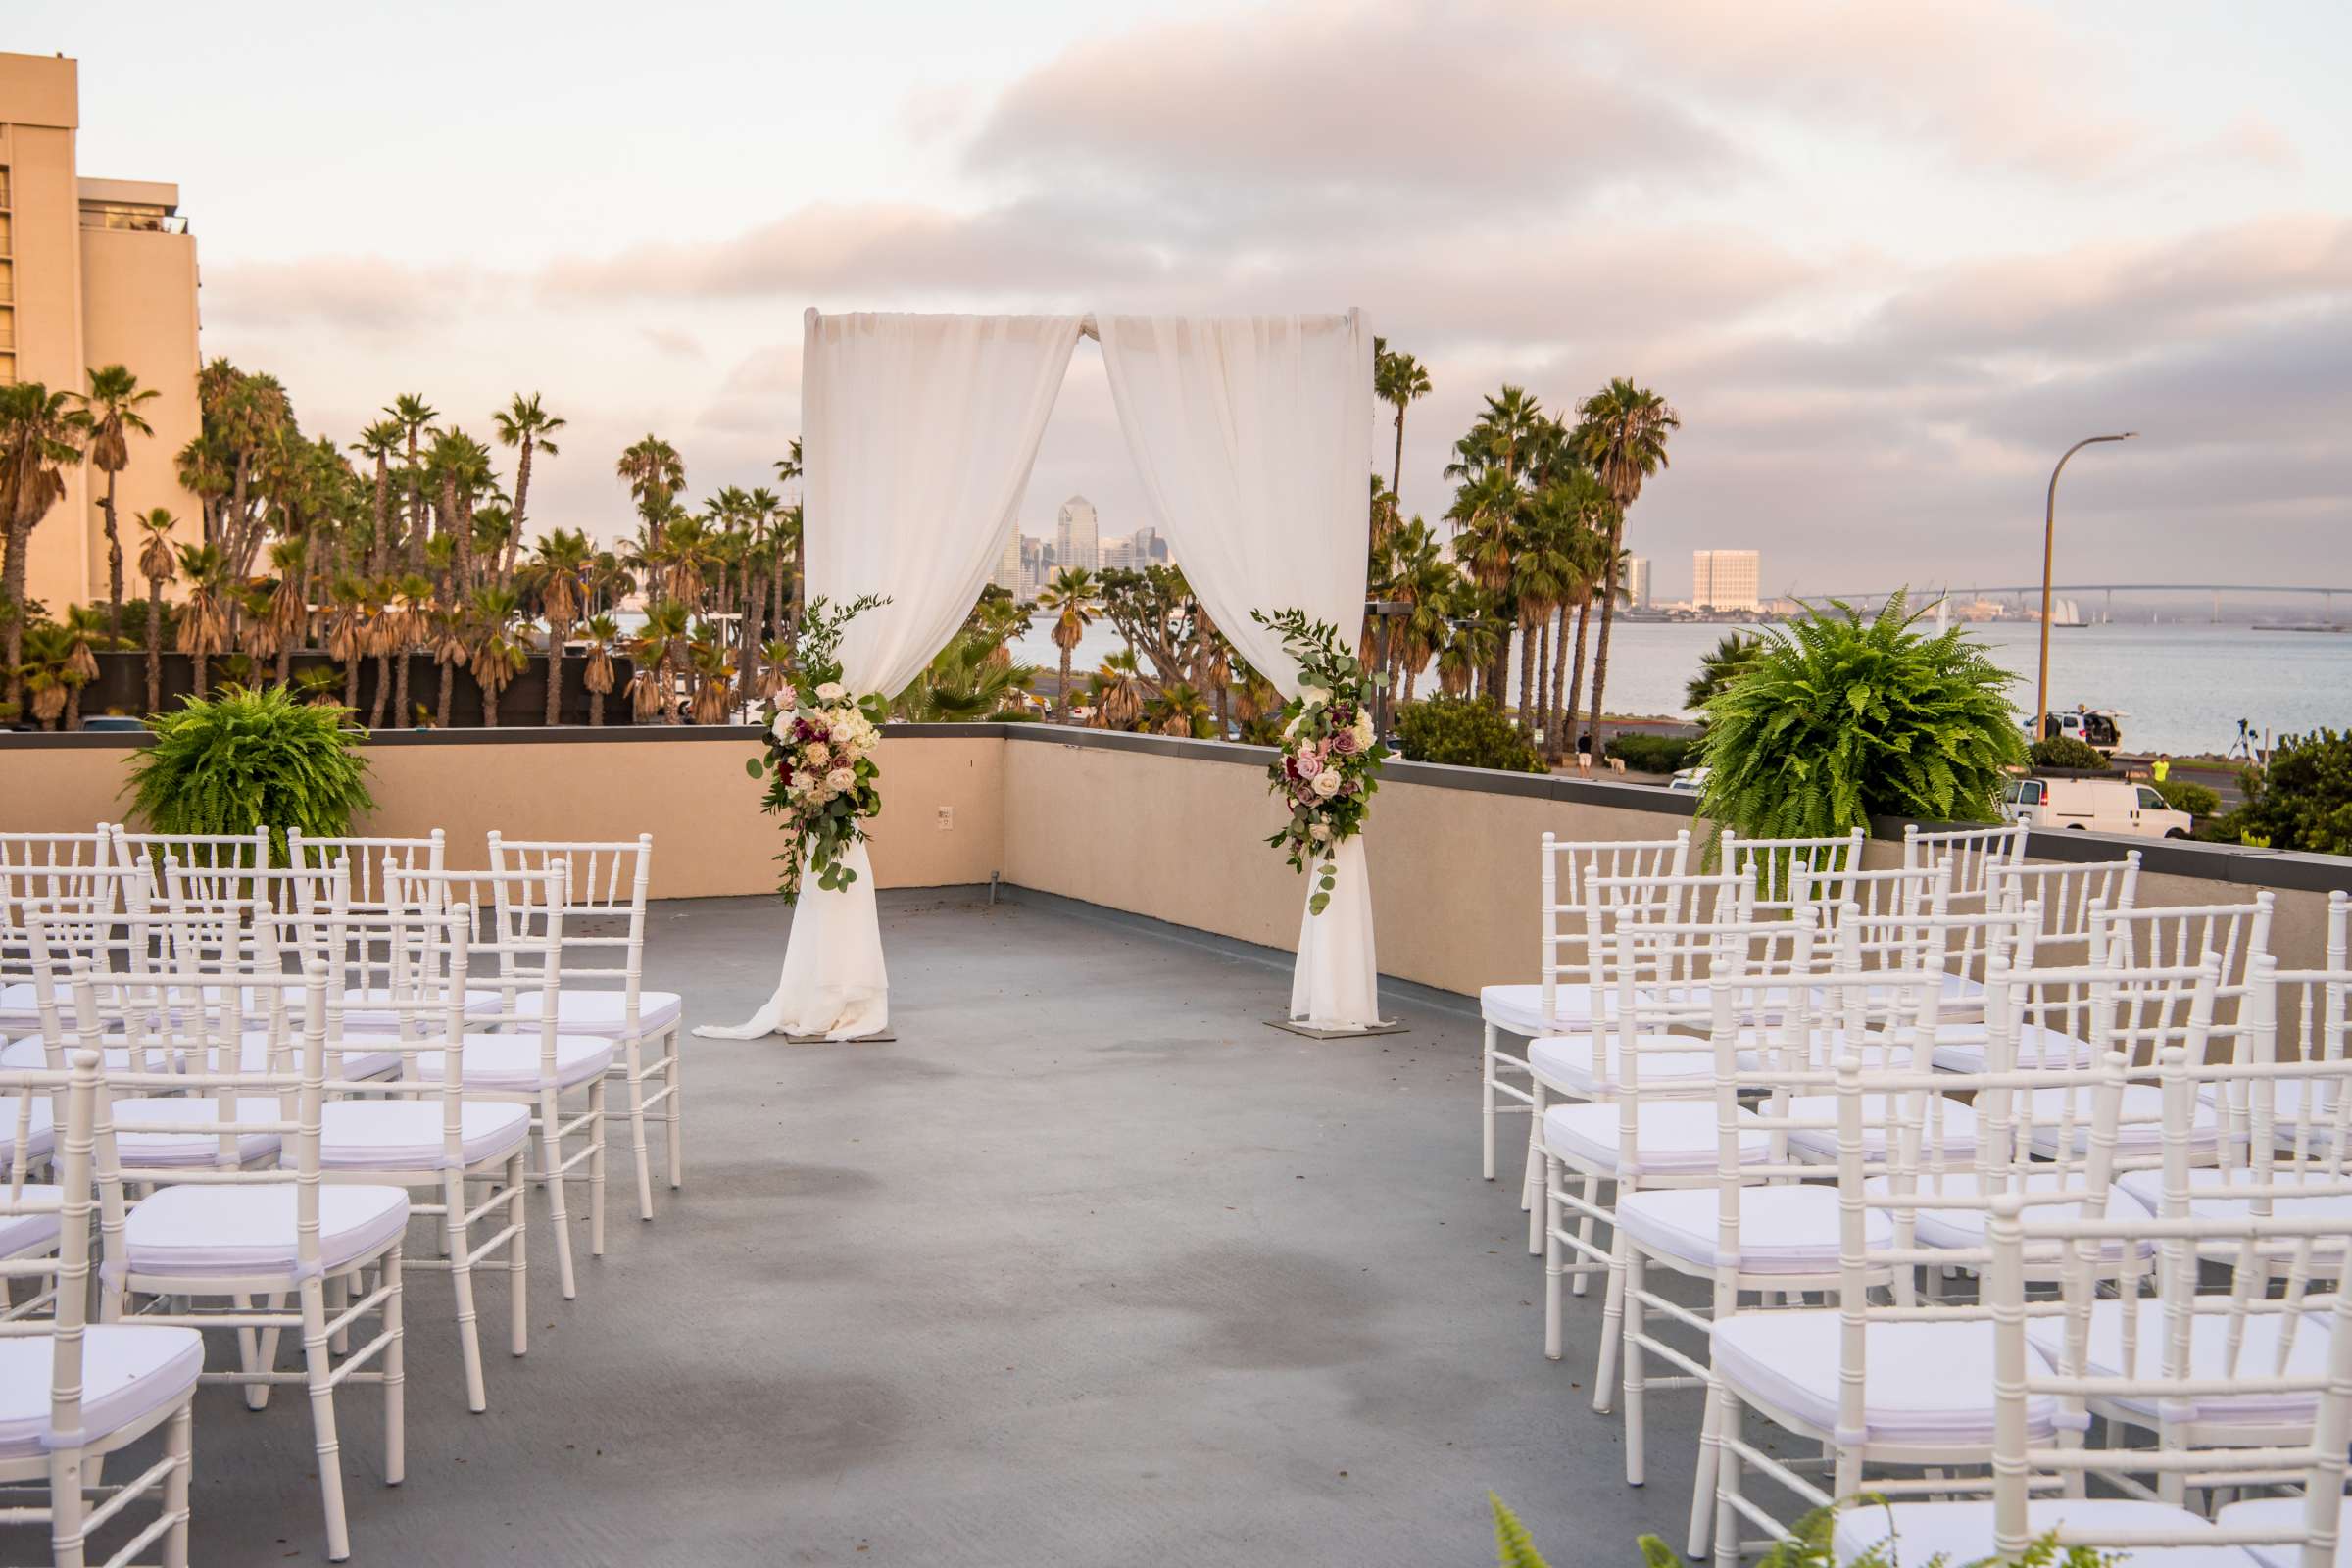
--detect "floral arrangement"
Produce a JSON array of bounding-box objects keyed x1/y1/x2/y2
[
  {"x1": 1251, "y1": 607, "x2": 1389, "y2": 915},
  {"x1": 745, "y1": 593, "x2": 891, "y2": 902}
]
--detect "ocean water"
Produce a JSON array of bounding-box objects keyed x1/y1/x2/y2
[{"x1": 1012, "y1": 617, "x2": 2352, "y2": 757}]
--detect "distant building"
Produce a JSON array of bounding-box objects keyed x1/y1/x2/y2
[
  {"x1": 1100, "y1": 536, "x2": 1139, "y2": 572},
  {"x1": 1055, "y1": 496, "x2": 1100, "y2": 574},
  {"x1": 2, "y1": 52, "x2": 205, "y2": 613},
  {"x1": 1133, "y1": 525, "x2": 1168, "y2": 564},
  {"x1": 1692, "y1": 549, "x2": 1761, "y2": 613},
  {"x1": 992, "y1": 529, "x2": 1024, "y2": 595},
  {"x1": 1627, "y1": 557, "x2": 1652, "y2": 610}
]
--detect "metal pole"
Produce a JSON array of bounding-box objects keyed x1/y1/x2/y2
[{"x1": 2035, "y1": 432, "x2": 2135, "y2": 740}]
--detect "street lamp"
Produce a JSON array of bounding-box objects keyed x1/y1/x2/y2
[{"x1": 2034, "y1": 432, "x2": 2136, "y2": 741}]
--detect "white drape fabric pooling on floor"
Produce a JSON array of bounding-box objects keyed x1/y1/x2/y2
[
  {"x1": 696, "y1": 312, "x2": 1083, "y2": 1041},
  {"x1": 1097, "y1": 312, "x2": 1381, "y2": 1028}
]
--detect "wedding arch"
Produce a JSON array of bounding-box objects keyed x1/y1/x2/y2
[{"x1": 696, "y1": 309, "x2": 1378, "y2": 1043}]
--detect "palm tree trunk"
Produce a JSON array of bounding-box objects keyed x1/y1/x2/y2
[
  {"x1": 1547, "y1": 606, "x2": 1571, "y2": 760},
  {"x1": 506, "y1": 436, "x2": 532, "y2": 580},
  {"x1": 479, "y1": 672, "x2": 502, "y2": 728},
  {"x1": 144, "y1": 582, "x2": 165, "y2": 712},
  {"x1": 343, "y1": 654, "x2": 360, "y2": 710},
  {"x1": 436, "y1": 662, "x2": 454, "y2": 728},
  {"x1": 1565, "y1": 601, "x2": 1592, "y2": 752},
  {"x1": 3, "y1": 527, "x2": 31, "y2": 712},
  {"x1": 190, "y1": 651, "x2": 209, "y2": 703},
  {"x1": 1532, "y1": 612, "x2": 1550, "y2": 746},
  {"x1": 395, "y1": 646, "x2": 413, "y2": 728},
  {"x1": 1586, "y1": 530, "x2": 1623, "y2": 752},
  {"x1": 589, "y1": 686, "x2": 606, "y2": 726},
  {"x1": 1391, "y1": 408, "x2": 1405, "y2": 496},
  {"x1": 1055, "y1": 648, "x2": 1073, "y2": 722},
  {"x1": 369, "y1": 653, "x2": 392, "y2": 728},
  {"x1": 102, "y1": 471, "x2": 125, "y2": 639},
  {"x1": 1514, "y1": 614, "x2": 1537, "y2": 730}
]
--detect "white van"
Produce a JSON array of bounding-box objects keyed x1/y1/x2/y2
[{"x1": 2001, "y1": 776, "x2": 2192, "y2": 839}]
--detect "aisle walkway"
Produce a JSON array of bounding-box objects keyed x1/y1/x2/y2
[{"x1": 154, "y1": 888, "x2": 1695, "y2": 1566}]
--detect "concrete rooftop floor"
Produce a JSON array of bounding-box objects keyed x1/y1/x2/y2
[{"x1": 68, "y1": 887, "x2": 1719, "y2": 1567}]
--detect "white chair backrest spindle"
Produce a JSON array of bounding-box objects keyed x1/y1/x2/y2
[{"x1": 1537, "y1": 831, "x2": 1693, "y2": 1022}]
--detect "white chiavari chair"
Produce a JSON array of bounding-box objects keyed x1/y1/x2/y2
[
  {"x1": 273, "y1": 894, "x2": 535, "y2": 1412},
  {"x1": 1537, "y1": 878, "x2": 1767, "y2": 1387},
  {"x1": 106, "y1": 824, "x2": 270, "y2": 889},
  {"x1": 1901, "y1": 819, "x2": 2029, "y2": 911},
  {"x1": 1, "y1": 865, "x2": 155, "y2": 1084},
  {"x1": 386, "y1": 861, "x2": 604, "y2": 1300},
  {"x1": 1719, "y1": 826, "x2": 1866, "y2": 915},
  {"x1": 1707, "y1": 1042, "x2": 2133, "y2": 1566},
  {"x1": 486, "y1": 833, "x2": 676, "y2": 1223},
  {"x1": 2, "y1": 852, "x2": 143, "y2": 1036},
  {"x1": 77, "y1": 959, "x2": 406, "y2": 1565},
  {"x1": 1480, "y1": 831, "x2": 1692, "y2": 1183},
  {"x1": 0, "y1": 1054, "x2": 199, "y2": 1568},
  {"x1": 286, "y1": 828, "x2": 447, "y2": 915},
  {"x1": 1926, "y1": 853, "x2": 2146, "y2": 1073}
]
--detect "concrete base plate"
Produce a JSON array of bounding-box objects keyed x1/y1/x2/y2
[
  {"x1": 781, "y1": 1030, "x2": 898, "y2": 1044},
  {"x1": 1263, "y1": 1018, "x2": 1410, "y2": 1040}
]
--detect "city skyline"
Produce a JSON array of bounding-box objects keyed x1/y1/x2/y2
[{"x1": 14, "y1": 2, "x2": 2350, "y2": 590}]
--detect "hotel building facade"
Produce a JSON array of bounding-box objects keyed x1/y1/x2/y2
[{"x1": 1, "y1": 51, "x2": 204, "y2": 614}]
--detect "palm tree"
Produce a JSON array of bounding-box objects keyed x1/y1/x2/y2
[
  {"x1": 0, "y1": 382, "x2": 87, "y2": 712},
  {"x1": 1035, "y1": 567, "x2": 1102, "y2": 722},
  {"x1": 527, "y1": 528, "x2": 593, "y2": 725},
  {"x1": 628, "y1": 600, "x2": 691, "y2": 725},
  {"x1": 1373, "y1": 338, "x2": 1432, "y2": 498},
  {"x1": 133, "y1": 508, "x2": 177, "y2": 712},
  {"x1": 351, "y1": 419, "x2": 404, "y2": 577},
  {"x1": 59, "y1": 604, "x2": 110, "y2": 729},
  {"x1": 12, "y1": 622, "x2": 83, "y2": 730},
  {"x1": 172, "y1": 542, "x2": 229, "y2": 701},
  {"x1": 381, "y1": 572, "x2": 430, "y2": 729},
  {"x1": 428, "y1": 602, "x2": 468, "y2": 728},
  {"x1": 1507, "y1": 498, "x2": 1575, "y2": 737},
  {"x1": 323, "y1": 576, "x2": 369, "y2": 710},
  {"x1": 1088, "y1": 648, "x2": 1149, "y2": 730},
  {"x1": 1145, "y1": 680, "x2": 1212, "y2": 739},
  {"x1": 466, "y1": 586, "x2": 527, "y2": 727},
  {"x1": 685, "y1": 621, "x2": 735, "y2": 725},
  {"x1": 73, "y1": 365, "x2": 160, "y2": 639},
  {"x1": 263, "y1": 536, "x2": 311, "y2": 686},
  {"x1": 1686, "y1": 630, "x2": 1762, "y2": 715},
  {"x1": 385, "y1": 394, "x2": 439, "y2": 575},
  {"x1": 493, "y1": 392, "x2": 564, "y2": 580},
  {"x1": 616, "y1": 434, "x2": 685, "y2": 528},
  {"x1": 580, "y1": 613, "x2": 619, "y2": 725},
  {"x1": 1572, "y1": 379, "x2": 1680, "y2": 752}
]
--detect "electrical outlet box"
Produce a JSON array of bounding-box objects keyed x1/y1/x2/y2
[{"x1": 936, "y1": 807, "x2": 954, "y2": 831}]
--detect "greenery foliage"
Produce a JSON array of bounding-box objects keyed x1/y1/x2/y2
[
  {"x1": 2225, "y1": 728, "x2": 2352, "y2": 856},
  {"x1": 1253, "y1": 609, "x2": 1388, "y2": 915},
  {"x1": 2148, "y1": 776, "x2": 2221, "y2": 817},
  {"x1": 748, "y1": 593, "x2": 891, "y2": 902},
  {"x1": 1604, "y1": 732, "x2": 1695, "y2": 774},
  {"x1": 1685, "y1": 630, "x2": 1762, "y2": 714},
  {"x1": 2028, "y1": 735, "x2": 2110, "y2": 771},
  {"x1": 1394, "y1": 696, "x2": 1545, "y2": 772},
  {"x1": 122, "y1": 683, "x2": 374, "y2": 865},
  {"x1": 1695, "y1": 595, "x2": 2026, "y2": 845}
]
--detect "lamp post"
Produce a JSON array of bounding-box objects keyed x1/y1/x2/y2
[{"x1": 2034, "y1": 432, "x2": 2135, "y2": 741}]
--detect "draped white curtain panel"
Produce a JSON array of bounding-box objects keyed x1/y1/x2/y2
[
  {"x1": 697, "y1": 313, "x2": 1083, "y2": 1040},
  {"x1": 1096, "y1": 312, "x2": 1381, "y2": 1029}
]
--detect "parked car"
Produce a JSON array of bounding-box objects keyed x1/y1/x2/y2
[
  {"x1": 2028, "y1": 708, "x2": 2125, "y2": 753},
  {"x1": 2000, "y1": 776, "x2": 2190, "y2": 838}
]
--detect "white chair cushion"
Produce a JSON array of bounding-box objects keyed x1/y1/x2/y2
[
  {"x1": 1868, "y1": 1171, "x2": 2152, "y2": 1257},
  {"x1": 0, "y1": 1095, "x2": 58, "y2": 1169},
  {"x1": 124, "y1": 1183, "x2": 410, "y2": 1279},
  {"x1": 1811, "y1": 972, "x2": 1984, "y2": 1009},
  {"x1": 513, "y1": 988, "x2": 682, "y2": 1037},
  {"x1": 0, "y1": 1185, "x2": 62, "y2": 1259},
  {"x1": 0, "y1": 979, "x2": 72, "y2": 1022},
  {"x1": 1481, "y1": 984, "x2": 1600, "y2": 1037},
  {"x1": 1834, "y1": 1498, "x2": 2261, "y2": 1568},
  {"x1": 2025, "y1": 1298, "x2": 2335, "y2": 1428},
  {"x1": 335, "y1": 986, "x2": 504, "y2": 1032},
  {"x1": 1928, "y1": 1020, "x2": 2099, "y2": 1073},
  {"x1": 2216, "y1": 1497, "x2": 2352, "y2": 1568},
  {"x1": 1714, "y1": 1309, "x2": 2056, "y2": 1448},
  {"x1": 316, "y1": 1099, "x2": 532, "y2": 1172},
  {"x1": 2021, "y1": 1083, "x2": 2222, "y2": 1158},
  {"x1": 1, "y1": 1036, "x2": 150, "y2": 1073},
  {"x1": 1527, "y1": 1034, "x2": 1715, "y2": 1097},
  {"x1": 0, "y1": 1324, "x2": 204, "y2": 1460},
  {"x1": 2117, "y1": 1166, "x2": 2352, "y2": 1231},
  {"x1": 1784, "y1": 1093, "x2": 1981, "y2": 1161},
  {"x1": 1541, "y1": 1102, "x2": 1767, "y2": 1177},
  {"x1": 108, "y1": 1097, "x2": 282, "y2": 1167},
  {"x1": 1617, "y1": 1183, "x2": 1884, "y2": 1276},
  {"x1": 412, "y1": 1033, "x2": 616, "y2": 1092}
]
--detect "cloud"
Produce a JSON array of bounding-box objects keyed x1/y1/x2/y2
[
  {"x1": 640, "y1": 325, "x2": 705, "y2": 360},
  {"x1": 204, "y1": 255, "x2": 500, "y2": 336}
]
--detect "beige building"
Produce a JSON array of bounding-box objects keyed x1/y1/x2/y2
[
  {"x1": 2, "y1": 51, "x2": 203, "y2": 615},
  {"x1": 1691, "y1": 548, "x2": 1761, "y2": 613}
]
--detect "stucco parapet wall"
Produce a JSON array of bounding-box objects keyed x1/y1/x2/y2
[{"x1": 5, "y1": 723, "x2": 2344, "y2": 898}]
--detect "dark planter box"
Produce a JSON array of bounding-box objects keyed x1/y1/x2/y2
[{"x1": 78, "y1": 650, "x2": 644, "y2": 729}]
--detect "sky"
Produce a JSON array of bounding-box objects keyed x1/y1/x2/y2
[{"x1": 26, "y1": 0, "x2": 2352, "y2": 601}]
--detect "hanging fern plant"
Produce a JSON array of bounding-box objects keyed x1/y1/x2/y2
[
  {"x1": 1694, "y1": 594, "x2": 2025, "y2": 844},
  {"x1": 122, "y1": 683, "x2": 375, "y2": 866}
]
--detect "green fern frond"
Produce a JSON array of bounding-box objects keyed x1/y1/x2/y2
[{"x1": 1490, "y1": 1494, "x2": 1550, "y2": 1568}]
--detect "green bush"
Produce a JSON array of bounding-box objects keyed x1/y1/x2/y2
[
  {"x1": 2228, "y1": 728, "x2": 2352, "y2": 856},
  {"x1": 1696, "y1": 595, "x2": 2026, "y2": 844},
  {"x1": 122, "y1": 683, "x2": 374, "y2": 866},
  {"x1": 1604, "y1": 733, "x2": 1694, "y2": 774},
  {"x1": 2149, "y1": 777, "x2": 2221, "y2": 817},
  {"x1": 2028, "y1": 735, "x2": 2108, "y2": 770},
  {"x1": 1393, "y1": 696, "x2": 1544, "y2": 773}
]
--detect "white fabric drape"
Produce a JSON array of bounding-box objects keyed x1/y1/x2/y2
[
  {"x1": 1096, "y1": 312, "x2": 1381, "y2": 1028},
  {"x1": 697, "y1": 312, "x2": 1083, "y2": 1041}
]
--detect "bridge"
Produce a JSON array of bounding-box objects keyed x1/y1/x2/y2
[{"x1": 1793, "y1": 582, "x2": 2352, "y2": 621}]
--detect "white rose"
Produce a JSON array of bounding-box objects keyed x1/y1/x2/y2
[
  {"x1": 804, "y1": 740, "x2": 830, "y2": 766},
  {"x1": 774, "y1": 683, "x2": 798, "y2": 710},
  {"x1": 1309, "y1": 821, "x2": 1332, "y2": 842},
  {"x1": 825, "y1": 766, "x2": 857, "y2": 795},
  {"x1": 1312, "y1": 768, "x2": 1343, "y2": 799},
  {"x1": 770, "y1": 712, "x2": 794, "y2": 742},
  {"x1": 1298, "y1": 684, "x2": 1330, "y2": 709},
  {"x1": 816, "y1": 681, "x2": 847, "y2": 701},
  {"x1": 1352, "y1": 710, "x2": 1375, "y2": 748},
  {"x1": 1282, "y1": 713, "x2": 1302, "y2": 739},
  {"x1": 791, "y1": 769, "x2": 814, "y2": 793}
]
